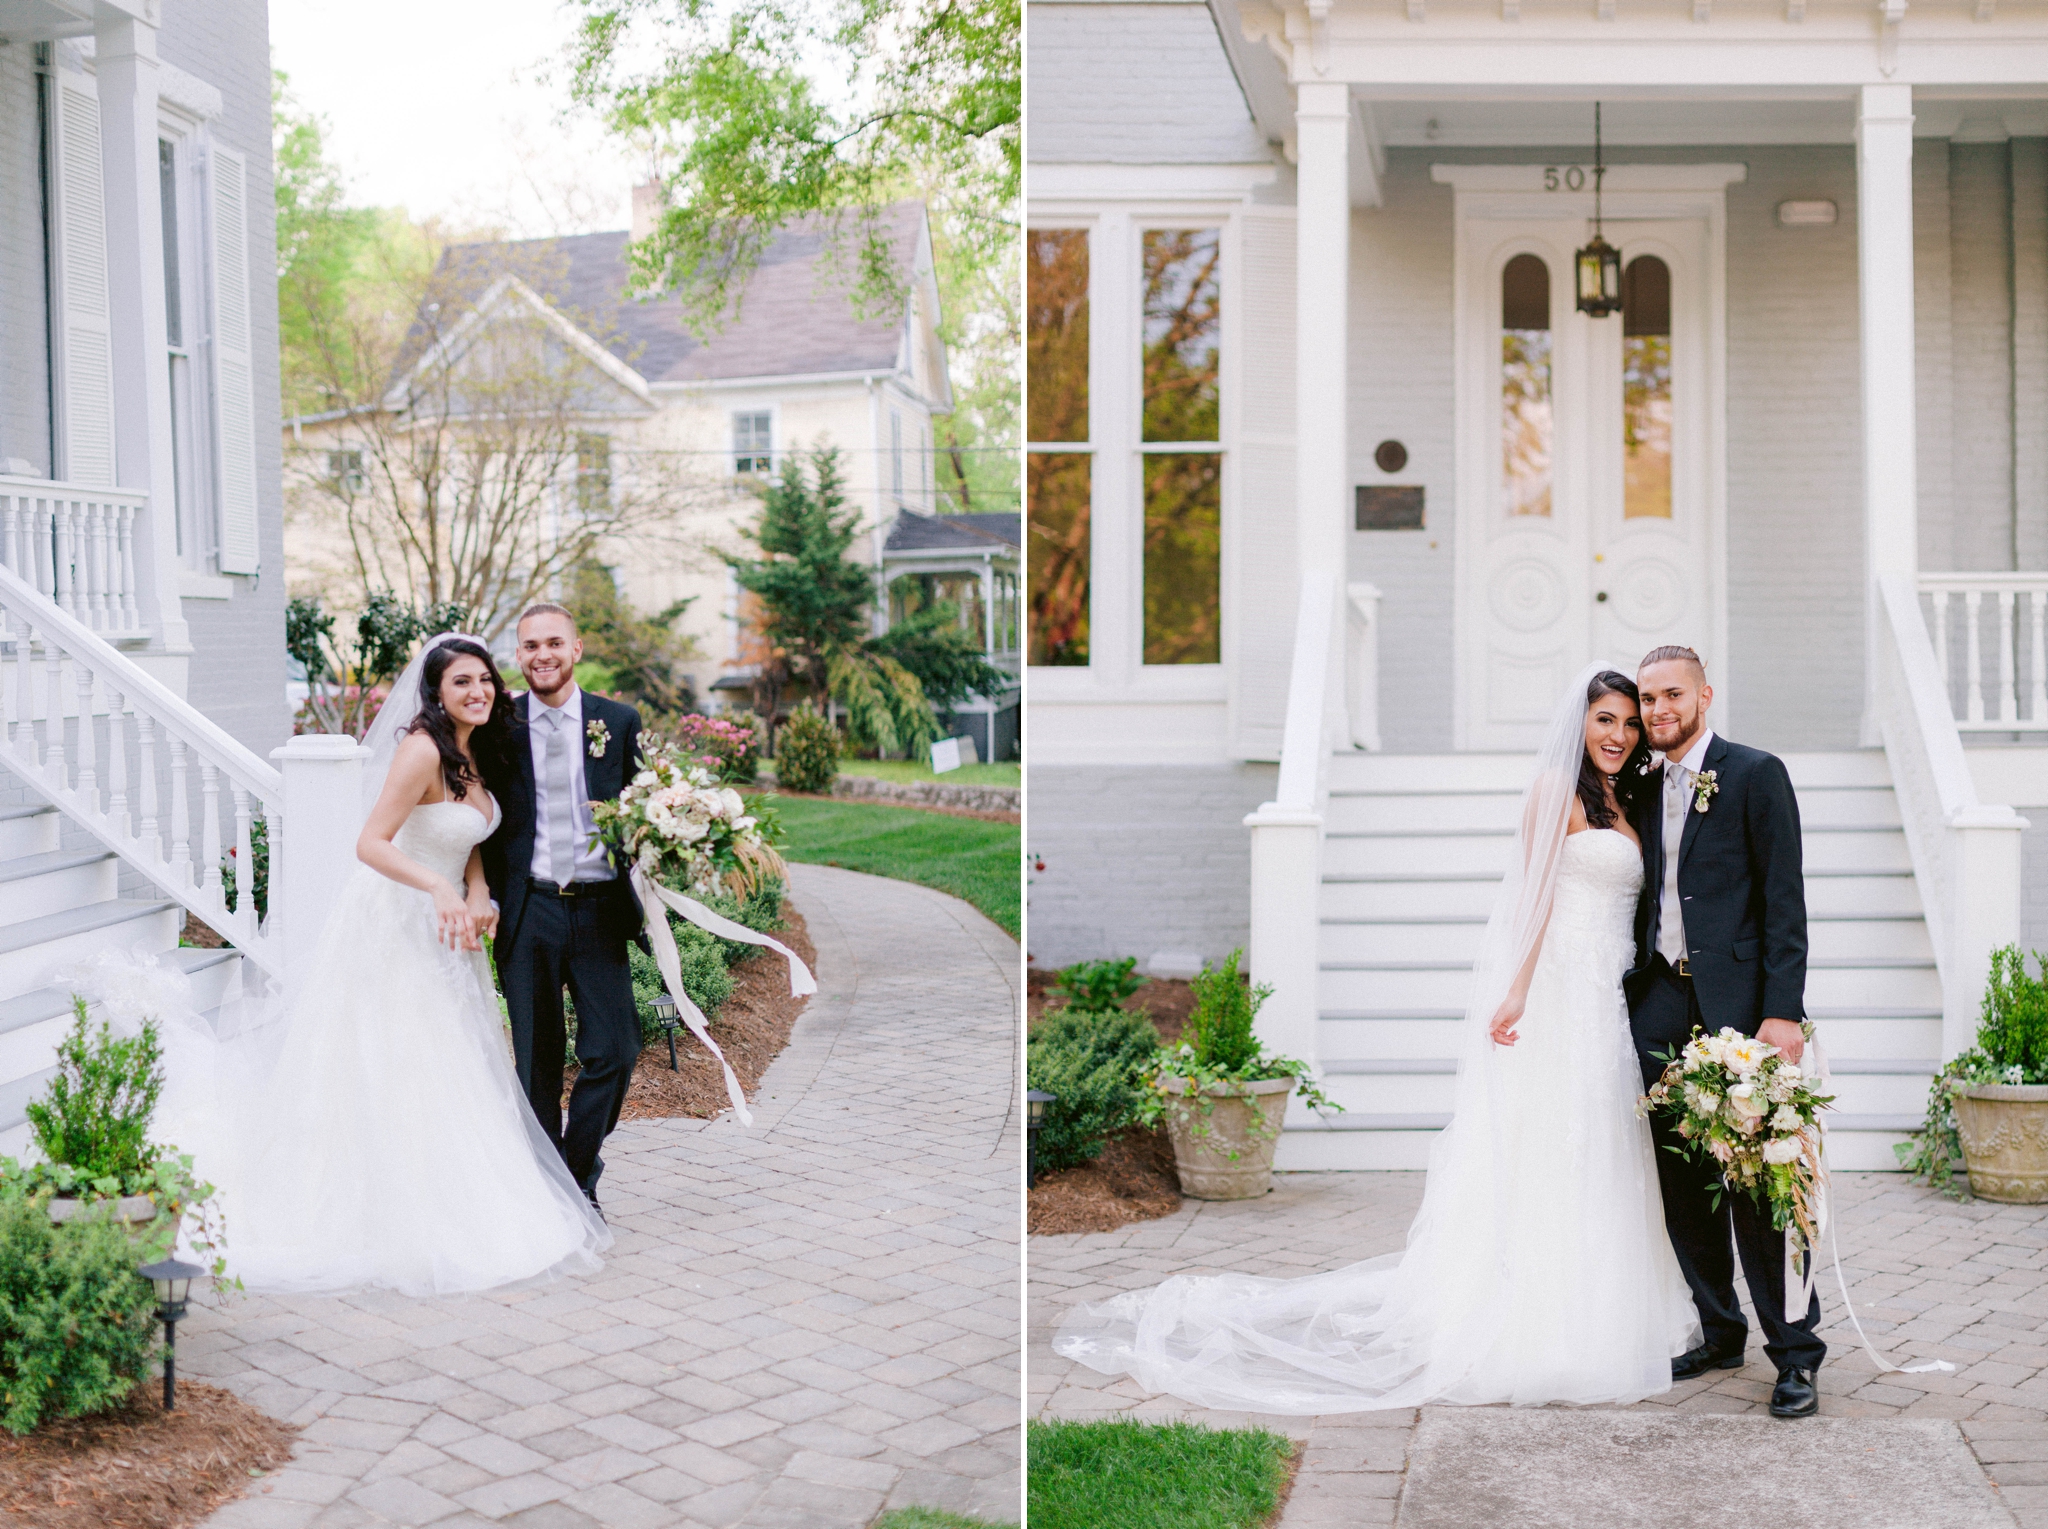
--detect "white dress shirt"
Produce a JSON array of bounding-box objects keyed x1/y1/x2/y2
[
  {"x1": 1657, "y1": 727, "x2": 1715, "y2": 967},
  {"x1": 528, "y1": 685, "x2": 613, "y2": 883}
]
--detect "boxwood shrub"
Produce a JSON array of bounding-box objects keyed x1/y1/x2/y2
[
  {"x1": 0, "y1": 1193, "x2": 159, "y2": 1435},
  {"x1": 1027, "y1": 1007, "x2": 1162, "y2": 1173}
]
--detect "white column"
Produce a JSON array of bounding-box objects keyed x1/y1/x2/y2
[
  {"x1": 1859, "y1": 83, "x2": 1917, "y2": 743},
  {"x1": 271, "y1": 735, "x2": 369, "y2": 998},
  {"x1": 94, "y1": 15, "x2": 188, "y2": 654},
  {"x1": 1295, "y1": 80, "x2": 1351, "y2": 579}
]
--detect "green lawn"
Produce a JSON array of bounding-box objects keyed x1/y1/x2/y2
[
  {"x1": 1028, "y1": 1420, "x2": 1295, "y2": 1529},
  {"x1": 764, "y1": 794, "x2": 1020, "y2": 936},
  {"x1": 872, "y1": 1510, "x2": 1017, "y2": 1529},
  {"x1": 837, "y1": 758, "x2": 1020, "y2": 789}
]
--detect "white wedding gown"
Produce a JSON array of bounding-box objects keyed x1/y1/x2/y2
[
  {"x1": 1053, "y1": 827, "x2": 1700, "y2": 1412},
  {"x1": 125, "y1": 799, "x2": 611, "y2": 1296}
]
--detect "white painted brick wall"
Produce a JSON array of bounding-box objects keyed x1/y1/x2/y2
[
  {"x1": 2014, "y1": 139, "x2": 2048, "y2": 572},
  {"x1": 1027, "y1": 3, "x2": 1270, "y2": 166},
  {"x1": 1025, "y1": 762, "x2": 1274, "y2": 969},
  {"x1": 1916, "y1": 139, "x2": 1957, "y2": 580},
  {"x1": 1949, "y1": 141, "x2": 2015, "y2": 574},
  {"x1": 160, "y1": 0, "x2": 289, "y2": 758}
]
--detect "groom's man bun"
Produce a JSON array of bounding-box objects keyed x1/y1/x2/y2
[
  {"x1": 517, "y1": 602, "x2": 576, "y2": 633},
  {"x1": 1640, "y1": 644, "x2": 1705, "y2": 679}
]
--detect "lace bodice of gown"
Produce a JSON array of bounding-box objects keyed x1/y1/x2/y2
[
  {"x1": 1544, "y1": 829, "x2": 1644, "y2": 984},
  {"x1": 392, "y1": 797, "x2": 500, "y2": 886}
]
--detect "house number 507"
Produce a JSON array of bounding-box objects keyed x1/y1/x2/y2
[{"x1": 1543, "y1": 166, "x2": 1589, "y2": 191}]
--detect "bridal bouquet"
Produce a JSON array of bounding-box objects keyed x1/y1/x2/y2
[
  {"x1": 591, "y1": 739, "x2": 785, "y2": 900},
  {"x1": 1642, "y1": 1025, "x2": 1835, "y2": 1267}
]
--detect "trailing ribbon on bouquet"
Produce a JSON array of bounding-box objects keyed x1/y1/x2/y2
[
  {"x1": 631, "y1": 867, "x2": 818, "y2": 1129},
  {"x1": 1791, "y1": 1033, "x2": 1955, "y2": 1376}
]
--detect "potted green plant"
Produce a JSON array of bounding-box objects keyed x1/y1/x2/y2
[
  {"x1": 1139, "y1": 950, "x2": 1337, "y2": 1200},
  {"x1": 1899, "y1": 945, "x2": 2048, "y2": 1203},
  {"x1": 5, "y1": 997, "x2": 230, "y2": 1271}
]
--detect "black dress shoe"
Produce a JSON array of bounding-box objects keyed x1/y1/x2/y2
[
  {"x1": 585, "y1": 1192, "x2": 605, "y2": 1224},
  {"x1": 1672, "y1": 1341, "x2": 1745, "y2": 1380},
  {"x1": 1770, "y1": 1367, "x2": 1819, "y2": 1418}
]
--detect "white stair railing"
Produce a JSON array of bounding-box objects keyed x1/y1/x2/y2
[
  {"x1": 1920, "y1": 572, "x2": 2048, "y2": 732},
  {"x1": 0, "y1": 563, "x2": 283, "y2": 976},
  {"x1": 0, "y1": 475, "x2": 148, "y2": 640},
  {"x1": 1874, "y1": 575, "x2": 2028, "y2": 1059}
]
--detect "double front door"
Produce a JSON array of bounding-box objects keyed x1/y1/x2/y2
[{"x1": 1455, "y1": 213, "x2": 1718, "y2": 749}]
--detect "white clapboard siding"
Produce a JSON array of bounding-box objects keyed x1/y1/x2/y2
[
  {"x1": 1228, "y1": 210, "x2": 1297, "y2": 761},
  {"x1": 50, "y1": 69, "x2": 115, "y2": 488},
  {"x1": 206, "y1": 142, "x2": 259, "y2": 575}
]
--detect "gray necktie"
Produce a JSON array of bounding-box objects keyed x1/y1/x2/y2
[{"x1": 545, "y1": 709, "x2": 577, "y2": 886}]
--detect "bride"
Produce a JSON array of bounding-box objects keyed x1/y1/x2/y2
[
  {"x1": 118, "y1": 634, "x2": 609, "y2": 1296},
  {"x1": 1053, "y1": 664, "x2": 1700, "y2": 1412}
]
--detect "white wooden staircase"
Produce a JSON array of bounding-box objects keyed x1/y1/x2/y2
[{"x1": 1279, "y1": 749, "x2": 1932, "y2": 1172}]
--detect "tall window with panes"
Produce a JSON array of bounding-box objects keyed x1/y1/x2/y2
[{"x1": 733, "y1": 411, "x2": 772, "y2": 476}]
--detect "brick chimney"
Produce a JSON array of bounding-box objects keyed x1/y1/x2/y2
[{"x1": 631, "y1": 180, "x2": 661, "y2": 243}]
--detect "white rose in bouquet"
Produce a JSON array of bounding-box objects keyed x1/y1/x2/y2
[
  {"x1": 1770, "y1": 1104, "x2": 1803, "y2": 1132},
  {"x1": 1721, "y1": 1036, "x2": 1768, "y2": 1075},
  {"x1": 1724, "y1": 1084, "x2": 1767, "y2": 1131},
  {"x1": 1762, "y1": 1136, "x2": 1804, "y2": 1165}
]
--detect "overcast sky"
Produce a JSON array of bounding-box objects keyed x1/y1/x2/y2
[{"x1": 267, "y1": 0, "x2": 640, "y2": 237}]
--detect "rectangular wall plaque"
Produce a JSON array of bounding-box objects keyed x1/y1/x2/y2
[{"x1": 1356, "y1": 485, "x2": 1424, "y2": 530}]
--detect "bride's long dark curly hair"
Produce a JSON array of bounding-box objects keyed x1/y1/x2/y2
[
  {"x1": 406, "y1": 638, "x2": 515, "y2": 803},
  {"x1": 1579, "y1": 670, "x2": 1652, "y2": 830}
]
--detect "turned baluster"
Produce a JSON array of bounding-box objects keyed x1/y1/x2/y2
[
  {"x1": 118, "y1": 504, "x2": 139, "y2": 632},
  {"x1": 10, "y1": 623, "x2": 33, "y2": 768},
  {"x1": 135, "y1": 712, "x2": 160, "y2": 861},
  {"x1": 167, "y1": 738, "x2": 191, "y2": 886},
  {"x1": 199, "y1": 762, "x2": 223, "y2": 898},
  {"x1": 231, "y1": 787, "x2": 256, "y2": 935},
  {"x1": 1997, "y1": 588, "x2": 2020, "y2": 726},
  {"x1": 41, "y1": 636, "x2": 64, "y2": 793},
  {"x1": 86, "y1": 503, "x2": 108, "y2": 630},
  {"x1": 51, "y1": 502, "x2": 76, "y2": 620},
  {"x1": 1928, "y1": 590, "x2": 1952, "y2": 713},
  {"x1": 32, "y1": 501, "x2": 52, "y2": 603},
  {"x1": 105, "y1": 689, "x2": 128, "y2": 837},
  {"x1": 2030, "y1": 590, "x2": 2048, "y2": 726},
  {"x1": 71, "y1": 658, "x2": 95, "y2": 809},
  {"x1": 1964, "y1": 589, "x2": 1986, "y2": 725}
]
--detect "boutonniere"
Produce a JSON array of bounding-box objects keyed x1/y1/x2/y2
[
  {"x1": 586, "y1": 718, "x2": 610, "y2": 759},
  {"x1": 1692, "y1": 769, "x2": 1719, "y2": 814}
]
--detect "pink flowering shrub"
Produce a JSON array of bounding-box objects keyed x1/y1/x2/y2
[{"x1": 668, "y1": 713, "x2": 759, "y2": 784}]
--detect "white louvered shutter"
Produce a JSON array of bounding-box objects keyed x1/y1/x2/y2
[
  {"x1": 206, "y1": 143, "x2": 259, "y2": 574},
  {"x1": 50, "y1": 69, "x2": 115, "y2": 487}
]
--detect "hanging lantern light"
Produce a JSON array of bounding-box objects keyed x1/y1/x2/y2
[{"x1": 1576, "y1": 103, "x2": 1623, "y2": 318}]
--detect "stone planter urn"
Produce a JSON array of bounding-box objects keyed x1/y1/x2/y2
[
  {"x1": 1953, "y1": 1084, "x2": 2048, "y2": 1204},
  {"x1": 47, "y1": 1194, "x2": 162, "y2": 1232},
  {"x1": 1156, "y1": 1075, "x2": 1294, "y2": 1200}
]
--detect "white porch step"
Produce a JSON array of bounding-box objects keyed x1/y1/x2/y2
[
  {"x1": 1298, "y1": 750, "x2": 1936, "y2": 1172},
  {"x1": 0, "y1": 849, "x2": 120, "y2": 924}
]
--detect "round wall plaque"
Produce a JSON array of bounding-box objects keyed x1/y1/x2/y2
[{"x1": 1374, "y1": 439, "x2": 1408, "y2": 474}]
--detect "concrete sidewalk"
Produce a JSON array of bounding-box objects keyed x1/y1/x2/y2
[
  {"x1": 1032, "y1": 1170, "x2": 2048, "y2": 1527},
  {"x1": 191, "y1": 864, "x2": 1022, "y2": 1529}
]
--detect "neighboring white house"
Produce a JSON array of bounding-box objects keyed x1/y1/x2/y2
[
  {"x1": 0, "y1": 0, "x2": 293, "y2": 1154},
  {"x1": 1026, "y1": 0, "x2": 2048, "y2": 1171},
  {"x1": 285, "y1": 201, "x2": 976, "y2": 721},
  {"x1": 884, "y1": 509, "x2": 1022, "y2": 761}
]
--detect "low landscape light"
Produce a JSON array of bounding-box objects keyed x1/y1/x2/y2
[
  {"x1": 652, "y1": 991, "x2": 682, "y2": 1070},
  {"x1": 1026, "y1": 1090, "x2": 1057, "y2": 1188},
  {"x1": 138, "y1": 1256, "x2": 204, "y2": 1412}
]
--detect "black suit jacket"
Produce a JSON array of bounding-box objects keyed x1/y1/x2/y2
[
  {"x1": 482, "y1": 690, "x2": 644, "y2": 948},
  {"x1": 1626, "y1": 733, "x2": 1809, "y2": 1037}
]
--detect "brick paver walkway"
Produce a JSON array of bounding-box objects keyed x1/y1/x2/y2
[
  {"x1": 1033, "y1": 1171, "x2": 2048, "y2": 1527},
  {"x1": 191, "y1": 864, "x2": 1022, "y2": 1529}
]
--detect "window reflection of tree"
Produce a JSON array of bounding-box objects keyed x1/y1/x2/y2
[
  {"x1": 1028, "y1": 230, "x2": 1092, "y2": 665},
  {"x1": 1143, "y1": 453, "x2": 1221, "y2": 665},
  {"x1": 1622, "y1": 255, "x2": 1673, "y2": 520},
  {"x1": 1501, "y1": 253, "x2": 1552, "y2": 518},
  {"x1": 1142, "y1": 231, "x2": 1221, "y2": 443}
]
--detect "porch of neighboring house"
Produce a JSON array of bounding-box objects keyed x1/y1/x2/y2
[
  {"x1": 1026, "y1": 5, "x2": 2048, "y2": 1171},
  {"x1": 884, "y1": 509, "x2": 1024, "y2": 763}
]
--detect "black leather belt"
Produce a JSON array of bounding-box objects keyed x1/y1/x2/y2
[{"x1": 529, "y1": 877, "x2": 606, "y2": 898}]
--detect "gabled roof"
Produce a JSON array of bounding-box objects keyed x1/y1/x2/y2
[
  {"x1": 434, "y1": 204, "x2": 938, "y2": 391},
  {"x1": 885, "y1": 511, "x2": 1021, "y2": 554}
]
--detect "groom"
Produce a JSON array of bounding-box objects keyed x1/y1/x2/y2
[
  {"x1": 481, "y1": 603, "x2": 645, "y2": 1213},
  {"x1": 1624, "y1": 644, "x2": 1826, "y2": 1419}
]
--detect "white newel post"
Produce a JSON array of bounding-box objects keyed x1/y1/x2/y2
[
  {"x1": 271, "y1": 735, "x2": 368, "y2": 998},
  {"x1": 1945, "y1": 810, "x2": 2028, "y2": 1061},
  {"x1": 95, "y1": 15, "x2": 188, "y2": 654},
  {"x1": 1858, "y1": 84, "x2": 1917, "y2": 746}
]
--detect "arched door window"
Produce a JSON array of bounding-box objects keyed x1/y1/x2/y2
[
  {"x1": 1501, "y1": 253, "x2": 1552, "y2": 518},
  {"x1": 1621, "y1": 254, "x2": 1672, "y2": 520}
]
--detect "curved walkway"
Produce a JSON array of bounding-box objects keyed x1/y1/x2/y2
[{"x1": 192, "y1": 863, "x2": 1021, "y2": 1529}]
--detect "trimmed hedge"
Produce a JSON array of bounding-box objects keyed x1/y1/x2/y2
[
  {"x1": 775, "y1": 705, "x2": 841, "y2": 794},
  {"x1": 1026, "y1": 1007, "x2": 1162, "y2": 1173},
  {"x1": 0, "y1": 1194, "x2": 158, "y2": 1435}
]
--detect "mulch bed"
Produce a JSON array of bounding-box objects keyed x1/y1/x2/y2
[
  {"x1": 0, "y1": 1381, "x2": 298, "y2": 1529},
  {"x1": 1027, "y1": 973, "x2": 1200, "y2": 1235},
  {"x1": 563, "y1": 907, "x2": 817, "y2": 1121}
]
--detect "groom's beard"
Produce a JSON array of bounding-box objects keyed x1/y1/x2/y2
[{"x1": 1647, "y1": 704, "x2": 1705, "y2": 756}]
